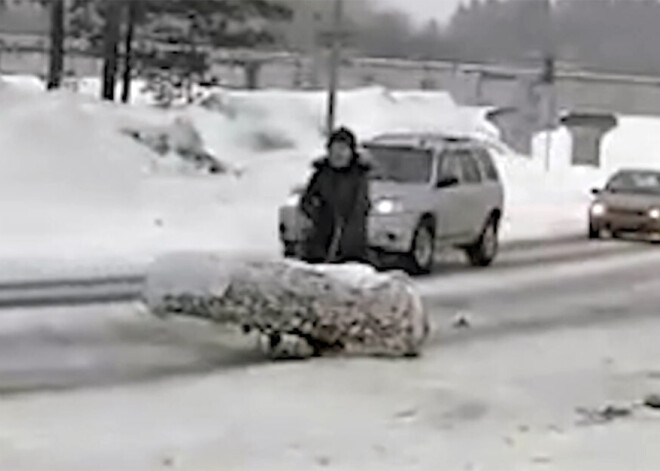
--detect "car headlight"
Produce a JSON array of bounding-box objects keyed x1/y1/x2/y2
[
  {"x1": 649, "y1": 208, "x2": 660, "y2": 219},
  {"x1": 286, "y1": 193, "x2": 301, "y2": 207},
  {"x1": 590, "y1": 202, "x2": 606, "y2": 217},
  {"x1": 374, "y1": 198, "x2": 404, "y2": 214}
]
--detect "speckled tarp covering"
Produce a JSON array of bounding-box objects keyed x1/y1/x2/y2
[{"x1": 143, "y1": 254, "x2": 429, "y2": 359}]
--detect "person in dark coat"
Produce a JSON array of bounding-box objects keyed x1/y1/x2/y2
[{"x1": 299, "y1": 127, "x2": 371, "y2": 264}]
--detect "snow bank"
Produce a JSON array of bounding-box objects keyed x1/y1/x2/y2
[
  {"x1": 602, "y1": 116, "x2": 660, "y2": 171},
  {"x1": 0, "y1": 79, "x2": 252, "y2": 260},
  {"x1": 150, "y1": 87, "x2": 495, "y2": 256},
  {"x1": 0, "y1": 74, "x2": 45, "y2": 93},
  {"x1": 74, "y1": 77, "x2": 155, "y2": 106},
  {"x1": 495, "y1": 128, "x2": 597, "y2": 241},
  {"x1": 0, "y1": 85, "x2": 159, "y2": 258},
  {"x1": 7, "y1": 71, "x2": 660, "y2": 265},
  {"x1": 498, "y1": 116, "x2": 660, "y2": 241},
  {"x1": 194, "y1": 86, "x2": 494, "y2": 163},
  {"x1": 107, "y1": 85, "x2": 493, "y2": 260}
]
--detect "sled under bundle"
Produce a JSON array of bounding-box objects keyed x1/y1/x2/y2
[{"x1": 143, "y1": 254, "x2": 429, "y2": 359}]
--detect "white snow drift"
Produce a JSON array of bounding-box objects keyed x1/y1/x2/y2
[{"x1": 1, "y1": 73, "x2": 659, "y2": 266}]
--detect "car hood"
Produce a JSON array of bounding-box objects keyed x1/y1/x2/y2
[
  {"x1": 370, "y1": 180, "x2": 426, "y2": 200},
  {"x1": 287, "y1": 180, "x2": 426, "y2": 200},
  {"x1": 599, "y1": 191, "x2": 660, "y2": 210}
]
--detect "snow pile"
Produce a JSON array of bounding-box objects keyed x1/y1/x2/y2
[
  {"x1": 602, "y1": 116, "x2": 660, "y2": 171},
  {"x1": 0, "y1": 75, "x2": 303, "y2": 259},
  {"x1": 121, "y1": 116, "x2": 235, "y2": 175},
  {"x1": 0, "y1": 79, "x2": 235, "y2": 260},
  {"x1": 194, "y1": 86, "x2": 494, "y2": 164},
  {"x1": 127, "y1": 86, "x2": 495, "y2": 258},
  {"x1": 153, "y1": 104, "x2": 660, "y2": 252},
  {"x1": 496, "y1": 116, "x2": 660, "y2": 241},
  {"x1": 74, "y1": 77, "x2": 155, "y2": 106},
  {"x1": 0, "y1": 74, "x2": 45, "y2": 93},
  {"x1": 0, "y1": 85, "x2": 160, "y2": 258},
  {"x1": 495, "y1": 128, "x2": 598, "y2": 240},
  {"x1": 7, "y1": 71, "x2": 660, "y2": 264},
  {"x1": 143, "y1": 252, "x2": 254, "y2": 304},
  {"x1": 144, "y1": 251, "x2": 409, "y2": 306}
]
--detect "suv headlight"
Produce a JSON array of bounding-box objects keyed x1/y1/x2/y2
[
  {"x1": 649, "y1": 208, "x2": 660, "y2": 219},
  {"x1": 374, "y1": 198, "x2": 404, "y2": 214},
  {"x1": 590, "y1": 202, "x2": 606, "y2": 217},
  {"x1": 286, "y1": 193, "x2": 301, "y2": 207}
]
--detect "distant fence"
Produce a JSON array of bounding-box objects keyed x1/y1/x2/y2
[{"x1": 5, "y1": 47, "x2": 660, "y2": 117}]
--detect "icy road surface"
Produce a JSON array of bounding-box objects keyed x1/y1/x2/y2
[{"x1": 2, "y1": 239, "x2": 660, "y2": 470}]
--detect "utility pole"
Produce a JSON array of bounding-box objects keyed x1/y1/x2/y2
[
  {"x1": 326, "y1": 0, "x2": 344, "y2": 136},
  {"x1": 542, "y1": 54, "x2": 556, "y2": 172},
  {"x1": 543, "y1": 0, "x2": 555, "y2": 172}
]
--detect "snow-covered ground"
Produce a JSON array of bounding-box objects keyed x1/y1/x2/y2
[
  {"x1": 0, "y1": 73, "x2": 657, "y2": 271},
  {"x1": 4, "y1": 74, "x2": 660, "y2": 469},
  {"x1": 1, "y1": 241, "x2": 660, "y2": 469},
  {"x1": 3, "y1": 291, "x2": 660, "y2": 471}
]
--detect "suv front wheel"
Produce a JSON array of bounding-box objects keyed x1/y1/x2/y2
[
  {"x1": 588, "y1": 221, "x2": 602, "y2": 239},
  {"x1": 405, "y1": 219, "x2": 435, "y2": 275},
  {"x1": 466, "y1": 217, "x2": 499, "y2": 267}
]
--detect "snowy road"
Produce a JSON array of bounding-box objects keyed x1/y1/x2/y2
[
  {"x1": 0, "y1": 238, "x2": 656, "y2": 394},
  {"x1": 3, "y1": 238, "x2": 660, "y2": 470},
  {"x1": 0, "y1": 236, "x2": 649, "y2": 308}
]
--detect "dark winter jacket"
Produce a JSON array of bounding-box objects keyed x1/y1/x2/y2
[{"x1": 299, "y1": 155, "x2": 371, "y2": 264}]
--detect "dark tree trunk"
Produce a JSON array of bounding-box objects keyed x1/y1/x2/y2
[
  {"x1": 101, "y1": 1, "x2": 122, "y2": 101},
  {"x1": 121, "y1": 1, "x2": 137, "y2": 103},
  {"x1": 245, "y1": 61, "x2": 261, "y2": 90},
  {"x1": 47, "y1": 0, "x2": 65, "y2": 90},
  {"x1": 185, "y1": 23, "x2": 197, "y2": 104}
]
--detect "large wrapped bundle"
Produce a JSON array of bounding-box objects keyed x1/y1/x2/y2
[{"x1": 143, "y1": 253, "x2": 429, "y2": 359}]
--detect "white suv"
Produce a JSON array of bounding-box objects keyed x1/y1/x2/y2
[{"x1": 278, "y1": 133, "x2": 505, "y2": 274}]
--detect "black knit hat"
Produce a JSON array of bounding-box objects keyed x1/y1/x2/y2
[{"x1": 327, "y1": 126, "x2": 357, "y2": 151}]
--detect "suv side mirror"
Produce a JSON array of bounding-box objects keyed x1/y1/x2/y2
[{"x1": 436, "y1": 176, "x2": 459, "y2": 188}]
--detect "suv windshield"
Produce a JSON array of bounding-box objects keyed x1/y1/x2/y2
[
  {"x1": 364, "y1": 145, "x2": 433, "y2": 184},
  {"x1": 606, "y1": 171, "x2": 660, "y2": 194}
]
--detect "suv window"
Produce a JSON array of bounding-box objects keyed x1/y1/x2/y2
[
  {"x1": 472, "y1": 147, "x2": 499, "y2": 181},
  {"x1": 438, "y1": 152, "x2": 464, "y2": 184},
  {"x1": 458, "y1": 150, "x2": 482, "y2": 184},
  {"x1": 366, "y1": 146, "x2": 433, "y2": 184}
]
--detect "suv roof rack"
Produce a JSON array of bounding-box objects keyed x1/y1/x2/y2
[{"x1": 368, "y1": 132, "x2": 474, "y2": 148}]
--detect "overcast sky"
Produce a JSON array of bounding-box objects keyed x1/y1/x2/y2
[{"x1": 370, "y1": 0, "x2": 466, "y2": 26}]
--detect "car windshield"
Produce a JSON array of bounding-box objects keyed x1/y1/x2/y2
[
  {"x1": 606, "y1": 171, "x2": 660, "y2": 194},
  {"x1": 364, "y1": 146, "x2": 433, "y2": 184}
]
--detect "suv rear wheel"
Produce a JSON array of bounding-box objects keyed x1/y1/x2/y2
[
  {"x1": 466, "y1": 217, "x2": 499, "y2": 267},
  {"x1": 588, "y1": 221, "x2": 602, "y2": 239},
  {"x1": 283, "y1": 241, "x2": 303, "y2": 258},
  {"x1": 405, "y1": 219, "x2": 435, "y2": 275}
]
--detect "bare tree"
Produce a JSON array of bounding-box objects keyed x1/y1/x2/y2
[
  {"x1": 47, "y1": 0, "x2": 65, "y2": 90},
  {"x1": 121, "y1": 0, "x2": 138, "y2": 103},
  {"x1": 101, "y1": 0, "x2": 121, "y2": 100}
]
